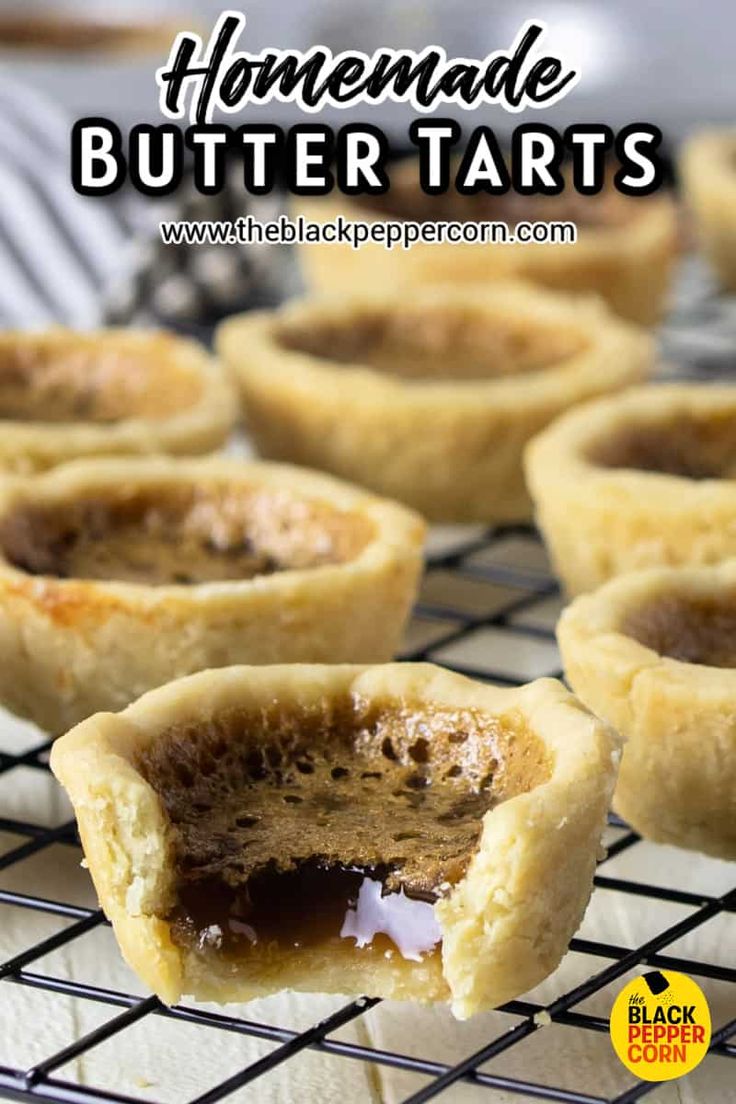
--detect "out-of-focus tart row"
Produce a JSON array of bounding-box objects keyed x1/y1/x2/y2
[
  {"x1": 217, "y1": 284, "x2": 654, "y2": 523},
  {"x1": 681, "y1": 128, "x2": 736, "y2": 291},
  {"x1": 0, "y1": 330, "x2": 237, "y2": 472},
  {"x1": 293, "y1": 162, "x2": 679, "y2": 327}
]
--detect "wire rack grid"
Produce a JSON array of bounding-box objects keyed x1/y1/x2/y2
[
  {"x1": 0, "y1": 520, "x2": 733, "y2": 1104},
  {"x1": 0, "y1": 261, "x2": 735, "y2": 1104}
]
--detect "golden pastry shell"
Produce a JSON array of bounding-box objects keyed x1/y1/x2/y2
[
  {"x1": 526, "y1": 383, "x2": 736, "y2": 595},
  {"x1": 558, "y1": 561, "x2": 736, "y2": 859},
  {"x1": 50, "y1": 663, "x2": 620, "y2": 1018},
  {"x1": 0, "y1": 328, "x2": 237, "y2": 472},
  {"x1": 0, "y1": 456, "x2": 425, "y2": 732},
  {"x1": 217, "y1": 283, "x2": 653, "y2": 523}
]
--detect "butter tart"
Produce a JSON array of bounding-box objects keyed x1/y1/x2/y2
[
  {"x1": 294, "y1": 162, "x2": 678, "y2": 325},
  {"x1": 0, "y1": 458, "x2": 424, "y2": 733},
  {"x1": 0, "y1": 329, "x2": 237, "y2": 473},
  {"x1": 50, "y1": 663, "x2": 619, "y2": 1017},
  {"x1": 526, "y1": 384, "x2": 736, "y2": 595},
  {"x1": 217, "y1": 284, "x2": 652, "y2": 523},
  {"x1": 559, "y1": 562, "x2": 736, "y2": 859},
  {"x1": 681, "y1": 129, "x2": 736, "y2": 291}
]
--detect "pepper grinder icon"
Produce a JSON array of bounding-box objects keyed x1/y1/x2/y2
[{"x1": 643, "y1": 971, "x2": 670, "y2": 996}]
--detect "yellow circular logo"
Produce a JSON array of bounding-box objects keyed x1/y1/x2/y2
[{"x1": 610, "y1": 970, "x2": 711, "y2": 1081}]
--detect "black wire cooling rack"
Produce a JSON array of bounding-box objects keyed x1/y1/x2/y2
[
  {"x1": 0, "y1": 260, "x2": 735, "y2": 1104},
  {"x1": 0, "y1": 520, "x2": 733, "y2": 1104}
]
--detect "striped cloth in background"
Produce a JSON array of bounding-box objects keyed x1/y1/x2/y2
[{"x1": 0, "y1": 77, "x2": 292, "y2": 331}]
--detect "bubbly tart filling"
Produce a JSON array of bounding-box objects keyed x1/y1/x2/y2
[
  {"x1": 276, "y1": 302, "x2": 589, "y2": 381},
  {"x1": 0, "y1": 483, "x2": 373, "y2": 586},
  {"x1": 137, "y1": 696, "x2": 549, "y2": 963}
]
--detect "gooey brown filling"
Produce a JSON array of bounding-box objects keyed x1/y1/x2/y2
[
  {"x1": 277, "y1": 304, "x2": 587, "y2": 381},
  {"x1": 623, "y1": 594, "x2": 736, "y2": 668},
  {"x1": 136, "y1": 698, "x2": 551, "y2": 960},
  {"x1": 589, "y1": 413, "x2": 736, "y2": 480},
  {"x1": 0, "y1": 485, "x2": 372, "y2": 585},
  {"x1": 0, "y1": 336, "x2": 202, "y2": 423}
]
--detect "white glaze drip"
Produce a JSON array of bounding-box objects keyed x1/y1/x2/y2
[{"x1": 340, "y1": 877, "x2": 441, "y2": 961}]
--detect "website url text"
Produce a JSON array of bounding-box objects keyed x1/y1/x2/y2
[{"x1": 159, "y1": 214, "x2": 578, "y2": 250}]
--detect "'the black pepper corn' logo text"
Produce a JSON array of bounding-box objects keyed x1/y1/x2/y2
[{"x1": 610, "y1": 970, "x2": 711, "y2": 1081}]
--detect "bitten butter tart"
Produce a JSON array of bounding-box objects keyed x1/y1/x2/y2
[
  {"x1": 559, "y1": 561, "x2": 736, "y2": 859},
  {"x1": 294, "y1": 159, "x2": 678, "y2": 326},
  {"x1": 526, "y1": 384, "x2": 736, "y2": 595},
  {"x1": 681, "y1": 128, "x2": 736, "y2": 292},
  {"x1": 0, "y1": 329, "x2": 237, "y2": 473},
  {"x1": 0, "y1": 457, "x2": 424, "y2": 732},
  {"x1": 50, "y1": 663, "x2": 619, "y2": 1018},
  {"x1": 217, "y1": 284, "x2": 653, "y2": 523}
]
